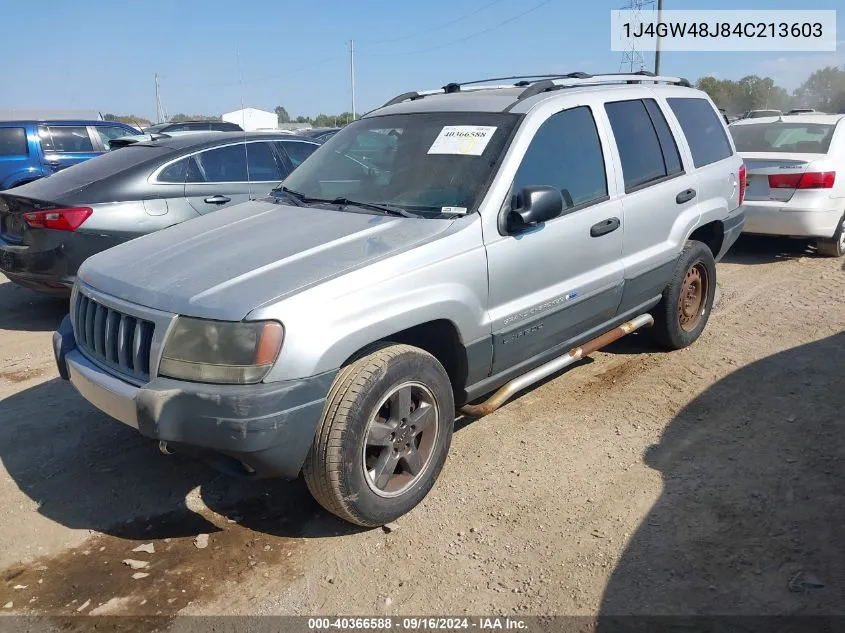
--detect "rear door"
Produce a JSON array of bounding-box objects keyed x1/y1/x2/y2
[
  {"x1": 184, "y1": 140, "x2": 286, "y2": 214},
  {"x1": 37, "y1": 125, "x2": 99, "y2": 174},
  {"x1": 601, "y1": 97, "x2": 701, "y2": 314}
]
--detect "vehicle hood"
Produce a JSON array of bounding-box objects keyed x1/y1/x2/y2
[{"x1": 78, "y1": 198, "x2": 455, "y2": 320}]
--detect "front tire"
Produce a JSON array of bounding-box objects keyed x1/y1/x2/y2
[
  {"x1": 816, "y1": 214, "x2": 845, "y2": 258},
  {"x1": 651, "y1": 240, "x2": 717, "y2": 350},
  {"x1": 303, "y1": 343, "x2": 454, "y2": 527}
]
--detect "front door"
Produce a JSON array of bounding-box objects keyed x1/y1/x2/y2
[
  {"x1": 37, "y1": 125, "x2": 99, "y2": 174},
  {"x1": 484, "y1": 105, "x2": 625, "y2": 374}
]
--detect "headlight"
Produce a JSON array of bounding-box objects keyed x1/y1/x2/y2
[{"x1": 159, "y1": 317, "x2": 284, "y2": 384}]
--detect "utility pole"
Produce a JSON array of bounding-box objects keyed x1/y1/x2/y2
[
  {"x1": 155, "y1": 73, "x2": 162, "y2": 123},
  {"x1": 350, "y1": 39, "x2": 356, "y2": 121},
  {"x1": 654, "y1": 0, "x2": 663, "y2": 75}
]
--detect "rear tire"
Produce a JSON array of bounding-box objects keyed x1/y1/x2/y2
[
  {"x1": 303, "y1": 343, "x2": 454, "y2": 527},
  {"x1": 650, "y1": 240, "x2": 717, "y2": 351},
  {"x1": 816, "y1": 214, "x2": 845, "y2": 258}
]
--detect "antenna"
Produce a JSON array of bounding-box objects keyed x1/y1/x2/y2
[
  {"x1": 618, "y1": 0, "x2": 653, "y2": 73},
  {"x1": 350, "y1": 39, "x2": 356, "y2": 121},
  {"x1": 237, "y1": 48, "x2": 254, "y2": 200}
]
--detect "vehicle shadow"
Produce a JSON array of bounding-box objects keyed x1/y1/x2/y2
[
  {"x1": 0, "y1": 378, "x2": 364, "y2": 544},
  {"x1": 0, "y1": 278, "x2": 69, "y2": 332},
  {"x1": 721, "y1": 234, "x2": 815, "y2": 265},
  {"x1": 598, "y1": 332, "x2": 845, "y2": 618}
]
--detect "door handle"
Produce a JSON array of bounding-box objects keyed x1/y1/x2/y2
[
  {"x1": 590, "y1": 217, "x2": 620, "y2": 238},
  {"x1": 676, "y1": 188, "x2": 696, "y2": 204},
  {"x1": 203, "y1": 195, "x2": 231, "y2": 204}
]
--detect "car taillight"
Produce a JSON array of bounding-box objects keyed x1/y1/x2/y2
[
  {"x1": 797, "y1": 171, "x2": 835, "y2": 189},
  {"x1": 768, "y1": 171, "x2": 836, "y2": 190},
  {"x1": 738, "y1": 164, "x2": 747, "y2": 206},
  {"x1": 767, "y1": 173, "x2": 802, "y2": 189},
  {"x1": 22, "y1": 207, "x2": 92, "y2": 232}
]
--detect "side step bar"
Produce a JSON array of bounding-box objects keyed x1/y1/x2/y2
[{"x1": 459, "y1": 314, "x2": 654, "y2": 418}]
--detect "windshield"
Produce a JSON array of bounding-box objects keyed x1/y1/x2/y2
[
  {"x1": 278, "y1": 112, "x2": 519, "y2": 216},
  {"x1": 730, "y1": 122, "x2": 836, "y2": 154}
]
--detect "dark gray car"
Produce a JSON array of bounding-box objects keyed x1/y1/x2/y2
[{"x1": 0, "y1": 132, "x2": 319, "y2": 294}]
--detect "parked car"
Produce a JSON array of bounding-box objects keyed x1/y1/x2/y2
[
  {"x1": 741, "y1": 109, "x2": 783, "y2": 119},
  {"x1": 296, "y1": 127, "x2": 342, "y2": 142},
  {"x1": 0, "y1": 120, "x2": 141, "y2": 190},
  {"x1": 142, "y1": 120, "x2": 243, "y2": 133},
  {"x1": 0, "y1": 132, "x2": 320, "y2": 294},
  {"x1": 729, "y1": 114, "x2": 845, "y2": 256},
  {"x1": 52, "y1": 72, "x2": 745, "y2": 526}
]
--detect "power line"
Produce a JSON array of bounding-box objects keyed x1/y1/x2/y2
[
  {"x1": 367, "y1": 0, "x2": 510, "y2": 46},
  {"x1": 367, "y1": 0, "x2": 552, "y2": 57}
]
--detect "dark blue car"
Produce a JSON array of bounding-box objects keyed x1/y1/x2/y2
[{"x1": 0, "y1": 120, "x2": 141, "y2": 190}]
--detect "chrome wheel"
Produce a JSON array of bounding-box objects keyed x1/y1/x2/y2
[{"x1": 362, "y1": 381, "x2": 439, "y2": 498}]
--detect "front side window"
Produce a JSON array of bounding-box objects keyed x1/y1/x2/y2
[
  {"x1": 0, "y1": 128, "x2": 27, "y2": 156},
  {"x1": 511, "y1": 106, "x2": 608, "y2": 211},
  {"x1": 668, "y1": 97, "x2": 733, "y2": 167},
  {"x1": 39, "y1": 126, "x2": 94, "y2": 153},
  {"x1": 96, "y1": 125, "x2": 136, "y2": 151},
  {"x1": 280, "y1": 112, "x2": 519, "y2": 215}
]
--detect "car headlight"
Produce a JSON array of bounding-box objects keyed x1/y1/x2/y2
[{"x1": 159, "y1": 317, "x2": 284, "y2": 384}]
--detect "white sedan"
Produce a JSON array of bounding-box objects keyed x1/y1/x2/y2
[{"x1": 730, "y1": 114, "x2": 845, "y2": 257}]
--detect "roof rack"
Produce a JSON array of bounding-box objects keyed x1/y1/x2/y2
[{"x1": 381, "y1": 71, "x2": 693, "y2": 108}]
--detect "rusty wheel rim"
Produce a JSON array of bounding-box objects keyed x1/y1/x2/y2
[{"x1": 678, "y1": 262, "x2": 708, "y2": 332}]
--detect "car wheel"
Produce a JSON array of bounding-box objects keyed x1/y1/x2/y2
[
  {"x1": 303, "y1": 343, "x2": 454, "y2": 527},
  {"x1": 816, "y1": 214, "x2": 845, "y2": 257},
  {"x1": 650, "y1": 240, "x2": 717, "y2": 350}
]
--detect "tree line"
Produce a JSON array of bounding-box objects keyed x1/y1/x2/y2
[
  {"x1": 696, "y1": 65, "x2": 845, "y2": 115},
  {"x1": 104, "y1": 64, "x2": 845, "y2": 128}
]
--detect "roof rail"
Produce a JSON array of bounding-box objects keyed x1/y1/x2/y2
[{"x1": 379, "y1": 71, "x2": 693, "y2": 109}]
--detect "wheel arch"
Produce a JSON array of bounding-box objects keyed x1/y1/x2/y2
[{"x1": 688, "y1": 220, "x2": 724, "y2": 259}]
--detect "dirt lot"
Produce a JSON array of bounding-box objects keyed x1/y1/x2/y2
[{"x1": 0, "y1": 235, "x2": 843, "y2": 622}]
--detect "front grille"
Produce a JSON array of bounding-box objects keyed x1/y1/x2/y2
[{"x1": 74, "y1": 292, "x2": 155, "y2": 381}]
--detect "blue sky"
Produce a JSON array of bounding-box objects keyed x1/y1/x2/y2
[{"x1": 1, "y1": 0, "x2": 842, "y2": 120}]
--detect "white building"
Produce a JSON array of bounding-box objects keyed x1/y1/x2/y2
[{"x1": 221, "y1": 107, "x2": 277, "y2": 131}]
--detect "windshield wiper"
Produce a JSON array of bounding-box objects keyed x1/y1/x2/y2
[
  {"x1": 271, "y1": 186, "x2": 305, "y2": 206},
  {"x1": 329, "y1": 197, "x2": 419, "y2": 218},
  {"x1": 272, "y1": 188, "x2": 418, "y2": 218}
]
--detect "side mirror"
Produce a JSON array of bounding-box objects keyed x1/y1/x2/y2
[{"x1": 507, "y1": 185, "x2": 563, "y2": 232}]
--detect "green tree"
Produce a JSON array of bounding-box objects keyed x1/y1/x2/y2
[
  {"x1": 274, "y1": 106, "x2": 291, "y2": 124},
  {"x1": 103, "y1": 113, "x2": 151, "y2": 126},
  {"x1": 169, "y1": 113, "x2": 221, "y2": 122},
  {"x1": 695, "y1": 75, "x2": 791, "y2": 115},
  {"x1": 795, "y1": 66, "x2": 845, "y2": 113}
]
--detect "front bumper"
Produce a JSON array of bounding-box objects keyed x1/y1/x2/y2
[
  {"x1": 53, "y1": 315, "x2": 336, "y2": 478},
  {"x1": 741, "y1": 202, "x2": 842, "y2": 239}
]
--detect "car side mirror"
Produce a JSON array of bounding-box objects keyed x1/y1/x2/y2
[{"x1": 507, "y1": 185, "x2": 563, "y2": 232}]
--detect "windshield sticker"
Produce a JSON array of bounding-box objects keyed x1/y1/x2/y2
[
  {"x1": 441, "y1": 206, "x2": 468, "y2": 215},
  {"x1": 427, "y1": 126, "x2": 497, "y2": 156}
]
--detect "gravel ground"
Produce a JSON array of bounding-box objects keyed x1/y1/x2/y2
[{"x1": 0, "y1": 235, "x2": 843, "y2": 621}]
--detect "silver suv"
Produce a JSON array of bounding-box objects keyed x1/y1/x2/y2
[{"x1": 53, "y1": 73, "x2": 746, "y2": 526}]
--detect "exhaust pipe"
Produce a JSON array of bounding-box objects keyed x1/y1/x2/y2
[
  {"x1": 159, "y1": 441, "x2": 175, "y2": 456},
  {"x1": 459, "y1": 313, "x2": 654, "y2": 418}
]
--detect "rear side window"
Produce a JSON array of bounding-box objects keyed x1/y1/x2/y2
[
  {"x1": 279, "y1": 140, "x2": 318, "y2": 167},
  {"x1": 643, "y1": 100, "x2": 682, "y2": 176},
  {"x1": 39, "y1": 126, "x2": 94, "y2": 153},
  {"x1": 512, "y1": 106, "x2": 608, "y2": 211},
  {"x1": 605, "y1": 99, "x2": 674, "y2": 192},
  {"x1": 667, "y1": 97, "x2": 733, "y2": 167},
  {"x1": 0, "y1": 128, "x2": 27, "y2": 156},
  {"x1": 245, "y1": 142, "x2": 283, "y2": 181}
]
